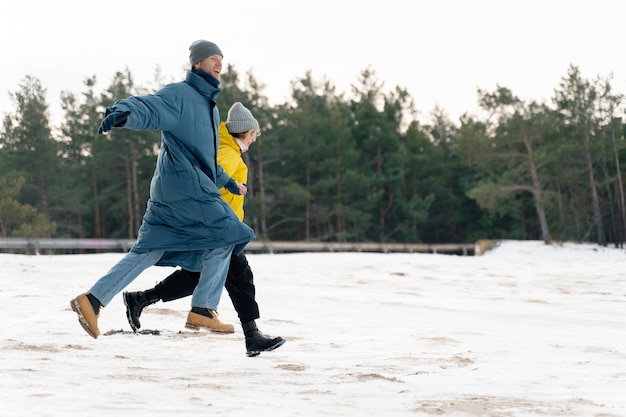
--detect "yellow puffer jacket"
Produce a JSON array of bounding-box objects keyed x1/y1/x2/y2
[{"x1": 218, "y1": 122, "x2": 247, "y2": 221}]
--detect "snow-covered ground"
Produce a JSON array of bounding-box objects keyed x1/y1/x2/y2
[{"x1": 1, "y1": 240, "x2": 625, "y2": 417}]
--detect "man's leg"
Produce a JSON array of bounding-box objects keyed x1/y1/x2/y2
[
  {"x1": 185, "y1": 245, "x2": 235, "y2": 333},
  {"x1": 70, "y1": 249, "x2": 164, "y2": 338},
  {"x1": 89, "y1": 250, "x2": 165, "y2": 306}
]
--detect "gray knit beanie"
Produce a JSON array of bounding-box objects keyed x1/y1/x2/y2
[
  {"x1": 189, "y1": 40, "x2": 223, "y2": 65},
  {"x1": 225, "y1": 102, "x2": 260, "y2": 134}
]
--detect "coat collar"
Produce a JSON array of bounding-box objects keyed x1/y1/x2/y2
[{"x1": 185, "y1": 70, "x2": 222, "y2": 101}]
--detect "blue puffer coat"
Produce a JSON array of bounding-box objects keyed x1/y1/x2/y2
[{"x1": 106, "y1": 70, "x2": 255, "y2": 271}]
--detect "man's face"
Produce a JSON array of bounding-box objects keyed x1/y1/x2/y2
[{"x1": 195, "y1": 55, "x2": 223, "y2": 81}]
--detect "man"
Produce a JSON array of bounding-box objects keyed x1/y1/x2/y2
[
  {"x1": 70, "y1": 40, "x2": 253, "y2": 339},
  {"x1": 124, "y1": 103, "x2": 285, "y2": 357}
]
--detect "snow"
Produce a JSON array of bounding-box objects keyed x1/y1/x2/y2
[{"x1": 1, "y1": 240, "x2": 625, "y2": 416}]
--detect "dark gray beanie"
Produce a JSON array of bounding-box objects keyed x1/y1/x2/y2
[
  {"x1": 189, "y1": 40, "x2": 223, "y2": 65},
  {"x1": 225, "y1": 102, "x2": 260, "y2": 134}
]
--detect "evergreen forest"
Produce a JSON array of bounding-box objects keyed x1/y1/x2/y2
[{"x1": 1, "y1": 63, "x2": 625, "y2": 247}]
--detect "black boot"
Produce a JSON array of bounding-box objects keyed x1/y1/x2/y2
[
  {"x1": 123, "y1": 288, "x2": 159, "y2": 332},
  {"x1": 242, "y1": 320, "x2": 285, "y2": 357}
]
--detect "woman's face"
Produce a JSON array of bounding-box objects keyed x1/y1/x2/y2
[{"x1": 239, "y1": 130, "x2": 259, "y2": 153}]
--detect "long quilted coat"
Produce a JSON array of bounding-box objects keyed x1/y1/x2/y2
[{"x1": 106, "y1": 70, "x2": 255, "y2": 271}]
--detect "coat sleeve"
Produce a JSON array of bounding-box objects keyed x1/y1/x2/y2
[
  {"x1": 110, "y1": 93, "x2": 183, "y2": 133},
  {"x1": 215, "y1": 163, "x2": 233, "y2": 188}
]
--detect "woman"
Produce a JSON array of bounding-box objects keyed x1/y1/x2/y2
[{"x1": 123, "y1": 102, "x2": 285, "y2": 357}]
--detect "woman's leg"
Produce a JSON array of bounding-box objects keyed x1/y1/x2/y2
[{"x1": 224, "y1": 251, "x2": 259, "y2": 323}]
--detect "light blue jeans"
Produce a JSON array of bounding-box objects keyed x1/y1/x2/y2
[
  {"x1": 191, "y1": 245, "x2": 233, "y2": 309},
  {"x1": 89, "y1": 245, "x2": 233, "y2": 310}
]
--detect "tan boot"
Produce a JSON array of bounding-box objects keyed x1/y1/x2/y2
[
  {"x1": 70, "y1": 292, "x2": 101, "y2": 338},
  {"x1": 185, "y1": 308, "x2": 235, "y2": 333}
]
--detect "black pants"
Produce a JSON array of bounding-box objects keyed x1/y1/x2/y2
[{"x1": 155, "y1": 250, "x2": 260, "y2": 323}]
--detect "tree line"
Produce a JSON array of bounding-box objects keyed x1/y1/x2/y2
[{"x1": 1, "y1": 63, "x2": 625, "y2": 247}]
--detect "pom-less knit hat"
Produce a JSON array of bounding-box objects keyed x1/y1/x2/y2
[
  {"x1": 225, "y1": 102, "x2": 260, "y2": 134},
  {"x1": 189, "y1": 40, "x2": 223, "y2": 65}
]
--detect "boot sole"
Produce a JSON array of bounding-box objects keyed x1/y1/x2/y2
[
  {"x1": 70, "y1": 299, "x2": 98, "y2": 339},
  {"x1": 122, "y1": 292, "x2": 139, "y2": 333},
  {"x1": 184, "y1": 322, "x2": 235, "y2": 334},
  {"x1": 247, "y1": 338, "x2": 286, "y2": 357}
]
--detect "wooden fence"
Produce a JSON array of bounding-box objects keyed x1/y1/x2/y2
[{"x1": 0, "y1": 238, "x2": 493, "y2": 256}]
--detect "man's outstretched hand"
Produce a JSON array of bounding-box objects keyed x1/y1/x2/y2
[{"x1": 98, "y1": 110, "x2": 130, "y2": 134}]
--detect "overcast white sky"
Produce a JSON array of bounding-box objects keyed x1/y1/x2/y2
[{"x1": 1, "y1": 0, "x2": 625, "y2": 127}]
